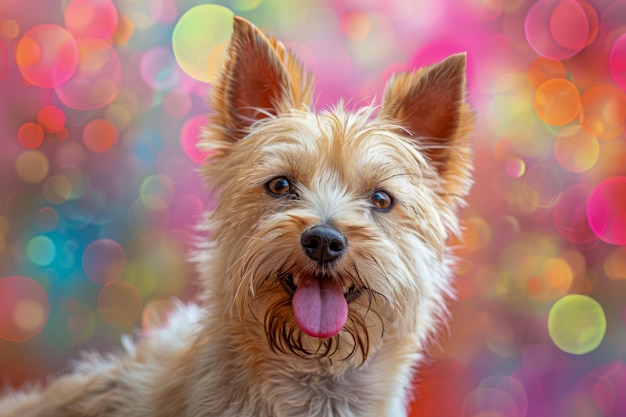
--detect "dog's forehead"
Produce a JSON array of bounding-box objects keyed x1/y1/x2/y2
[{"x1": 251, "y1": 108, "x2": 428, "y2": 184}]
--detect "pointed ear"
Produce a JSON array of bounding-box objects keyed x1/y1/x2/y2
[
  {"x1": 379, "y1": 53, "x2": 474, "y2": 204},
  {"x1": 210, "y1": 16, "x2": 313, "y2": 140}
]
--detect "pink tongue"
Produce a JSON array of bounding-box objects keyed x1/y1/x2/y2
[{"x1": 292, "y1": 276, "x2": 348, "y2": 338}]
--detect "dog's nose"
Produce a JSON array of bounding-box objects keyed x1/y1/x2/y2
[{"x1": 301, "y1": 224, "x2": 347, "y2": 263}]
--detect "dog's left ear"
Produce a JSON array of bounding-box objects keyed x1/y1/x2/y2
[
  {"x1": 210, "y1": 16, "x2": 313, "y2": 141},
  {"x1": 379, "y1": 53, "x2": 474, "y2": 205}
]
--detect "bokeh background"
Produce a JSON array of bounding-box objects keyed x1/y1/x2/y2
[{"x1": 1, "y1": 0, "x2": 626, "y2": 416}]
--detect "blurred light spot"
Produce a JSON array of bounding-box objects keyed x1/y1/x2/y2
[
  {"x1": 142, "y1": 298, "x2": 177, "y2": 330},
  {"x1": 56, "y1": 128, "x2": 70, "y2": 141},
  {"x1": 15, "y1": 150, "x2": 49, "y2": 183},
  {"x1": 64, "y1": 0, "x2": 119, "y2": 41},
  {"x1": 587, "y1": 177, "x2": 626, "y2": 245},
  {"x1": 37, "y1": 105, "x2": 66, "y2": 134},
  {"x1": 548, "y1": 294, "x2": 606, "y2": 355},
  {"x1": 523, "y1": 164, "x2": 561, "y2": 207},
  {"x1": 534, "y1": 78, "x2": 580, "y2": 126},
  {"x1": 549, "y1": 0, "x2": 589, "y2": 50},
  {"x1": 172, "y1": 4, "x2": 233, "y2": 83},
  {"x1": 504, "y1": 157, "x2": 526, "y2": 178},
  {"x1": 578, "y1": 0, "x2": 599, "y2": 47},
  {"x1": 150, "y1": 0, "x2": 178, "y2": 24},
  {"x1": 140, "y1": 46, "x2": 179, "y2": 90},
  {"x1": 17, "y1": 122, "x2": 44, "y2": 149},
  {"x1": 125, "y1": 261, "x2": 159, "y2": 296},
  {"x1": 140, "y1": 175, "x2": 174, "y2": 210},
  {"x1": 104, "y1": 90, "x2": 139, "y2": 131},
  {"x1": 14, "y1": 299, "x2": 46, "y2": 333},
  {"x1": 127, "y1": 198, "x2": 169, "y2": 238},
  {"x1": 610, "y1": 34, "x2": 626, "y2": 92},
  {"x1": 554, "y1": 124, "x2": 599, "y2": 172},
  {"x1": 462, "y1": 387, "x2": 519, "y2": 417},
  {"x1": 82, "y1": 238, "x2": 127, "y2": 285},
  {"x1": 478, "y1": 376, "x2": 528, "y2": 417},
  {"x1": 553, "y1": 184, "x2": 596, "y2": 244},
  {"x1": 82, "y1": 119, "x2": 119, "y2": 153},
  {"x1": 341, "y1": 12, "x2": 371, "y2": 41},
  {"x1": 604, "y1": 247, "x2": 626, "y2": 280},
  {"x1": 463, "y1": 217, "x2": 492, "y2": 252},
  {"x1": 163, "y1": 90, "x2": 191, "y2": 118},
  {"x1": 98, "y1": 281, "x2": 142, "y2": 327},
  {"x1": 0, "y1": 276, "x2": 49, "y2": 342},
  {"x1": 26, "y1": 235, "x2": 55, "y2": 266},
  {"x1": 527, "y1": 57, "x2": 566, "y2": 89},
  {"x1": 519, "y1": 256, "x2": 573, "y2": 300},
  {"x1": 579, "y1": 84, "x2": 626, "y2": 140},
  {"x1": 63, "y1": 299, "x2": 97, "y2": 344},
  {"x1": 55, "y1": 141, "x2": 86, "y2": 168},
  {"x1": 56, "y1": 38, "x2": 121, "y2": 110},
  {"x1": 113, "y1": 14, "x2": 134, "y2": 45},
  {"x1": 35, "y1": 207, "x2": 59, "y2": 231},
  {"x1": 525, "y1": 0, "x2": 589, "y2": 60},
  {"x1": 42, "y1": 174, "x2": 72, "y2": 204},
  {"x1": 181, "y1": 114, "x2": 210, "y2": 165},
  {"x1": 146, "y1": 236, "x2": 190, "y2": 295},
  {"x1": 16, "y1": 24, "x2": 78, "y2": 88},
  {"x1": 1, "y1": 19, "x2": 19, "y2": 39}
]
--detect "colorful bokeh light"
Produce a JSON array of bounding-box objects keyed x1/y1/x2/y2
[
  {"x1": 171, "y1": 4, "x2": 233, "y2": 83},
  {"x1": 0, "y1": 276, "x2": 50, "y2": 342},
  {"x1": 2, "y1": 1, "x2": 626, "y2": 416},
  {"x1": 16, "y1": 24, "x2": 79, "y2": 88},
  {"x1": 548, "y1": 294, "x2": 606, "y2": 355}
]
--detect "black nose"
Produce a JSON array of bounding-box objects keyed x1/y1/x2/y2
[{"x1": 301, "y1": 224, "x2": 347, "y2": 263}]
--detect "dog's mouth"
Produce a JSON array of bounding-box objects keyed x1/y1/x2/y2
[
  {"x1": 278, "y1": 273, "x2": 362, "y2": 339},
  {"x1": 279, "y1": 273, "x2": 362, "y2": 304}
]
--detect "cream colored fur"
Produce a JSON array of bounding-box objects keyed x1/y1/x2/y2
[{"x1": 0, "y1": 16, "x2": 473, "y2": 417}]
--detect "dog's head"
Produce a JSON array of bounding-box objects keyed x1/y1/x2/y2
[{"x1": 199, "y1": 17, "x2": 473, "y2": 365}]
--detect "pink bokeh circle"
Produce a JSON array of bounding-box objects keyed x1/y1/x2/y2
[
  {"x1": 64, "y1": 0, "x2": 119, "y2": 41},
  {"x1": 16, "y1": 24, "x2": 79, "y2": 88},
  {"x1": 180, "y1": 115, "x2": 210, "y2": 165},
  {"x1": 610, "y1": 34, "x2": 626, "y2": 92},
  {"x1": 553, "y1": 184, "x2": 596, "y2": 244},
  {"x1": 525, "y1": 0, "x2": 589, "y2": 60},
  {"x1": 55, "y1": 38, "x2": 121, "y2": 110},
  {"x1": 587, "y1": 177, "x2": 626, "y2": 245}
]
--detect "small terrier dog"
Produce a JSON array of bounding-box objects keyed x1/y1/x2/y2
[{"x1": 0, "y1": 16, "x2": 473, "y2": 417}]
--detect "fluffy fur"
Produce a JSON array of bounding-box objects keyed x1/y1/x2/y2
[{"x1": 0, "y1": 16, "x2": 474, "y2": 417}]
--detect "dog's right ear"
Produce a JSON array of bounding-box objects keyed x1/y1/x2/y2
[{"x1": 209, "y1": 17, "x2": 313, "y2": 141}]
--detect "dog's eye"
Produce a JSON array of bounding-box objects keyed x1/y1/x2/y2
[
  {"x1": 371, "y1": 190, "x2": 393, "y2": 211},
  {"x1": 266, "y1": 177, "x2": 293, "y2": 197}
]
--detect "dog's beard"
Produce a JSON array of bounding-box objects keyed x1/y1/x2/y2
[
  {"x1": 260, "y1": 271, "x2": 386, "y2": 363},
  {"x1": 230, "y1": 224, "x2": 398, "y2": 364}
]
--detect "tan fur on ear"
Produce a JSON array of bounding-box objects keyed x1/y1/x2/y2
[
  {"x1": 209, "y1": 16, "x2": 313, "y2": 140},
  {"x1": 379, "y1": 53, "x2": 474, "y2": 206}
]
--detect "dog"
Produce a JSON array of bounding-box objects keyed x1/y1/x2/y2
[{"x1": 0, "y1": 16, "x2": 473, "y2": 417}]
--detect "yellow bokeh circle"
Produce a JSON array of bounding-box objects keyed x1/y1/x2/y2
[
  {"x1": 172, "y1": 4, "x2": 233, "y2": 83},
  {"x1": 548, "y1": 294, "x2": 606, "y2": 355}
]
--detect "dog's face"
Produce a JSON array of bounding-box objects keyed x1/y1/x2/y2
[{"x1": 200, "y1": 17, "x2": 473, "y2": 365}]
